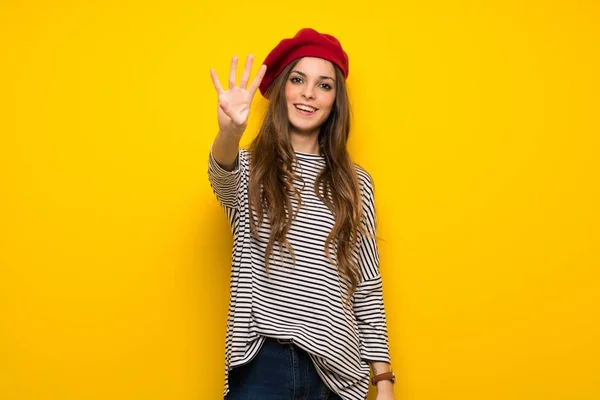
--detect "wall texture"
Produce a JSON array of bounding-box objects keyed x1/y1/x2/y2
[{"x1": 1, "y1": 1, "x2": 598, "y2": 399}]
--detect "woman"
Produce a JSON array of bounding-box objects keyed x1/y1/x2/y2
[{"x1": 208, "y1": 28, "x2": 395, "y2": 400}]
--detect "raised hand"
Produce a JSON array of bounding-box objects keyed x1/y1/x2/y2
[{"x1": 210, "y1": 55, "x2": 267, "y2": 138}]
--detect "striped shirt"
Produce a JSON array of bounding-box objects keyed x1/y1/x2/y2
[{"x1": 208, "y1": 147, "x2": 391, "y2": 400}]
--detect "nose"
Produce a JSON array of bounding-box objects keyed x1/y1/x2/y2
[{"x1": 301, "y1": 86, "x2": 315, "y2": 99}]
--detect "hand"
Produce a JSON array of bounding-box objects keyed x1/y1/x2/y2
[{"x1": 210, "y1": 54, "x2": 267, "y2": 138}]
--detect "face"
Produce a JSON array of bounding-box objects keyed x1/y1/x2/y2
[{"x1": 284, "y1": 57, "x2": 337, "y2": 137}]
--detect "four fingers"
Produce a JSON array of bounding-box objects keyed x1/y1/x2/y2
[
  {"x1": 247, "y1": 64, "x2": 267, "y2": 97},
  {"x1": 210, "y1": 54, "x2": 267, "y2": 98},
  {"x1": 210, "y1": 68, "x2": 224, "y2": 95},
  {"x1": 228, "y1": 56, "x2": 238, "y2": 90},
  {"x1": 239, "y1": 54, "x2": 254, "y2": 89}
]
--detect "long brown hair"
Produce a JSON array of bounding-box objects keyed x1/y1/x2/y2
[{"x1": 248, "y1": 58, "x2": 367, "y2": 302}]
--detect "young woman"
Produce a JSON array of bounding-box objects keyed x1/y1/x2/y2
[{"x1": 208, "y1": 28, "x2": 395, "y2": 400}]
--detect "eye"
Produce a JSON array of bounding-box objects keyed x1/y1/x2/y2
[
  {"x1": 320, "y1": 83, "x2": 333, "y2": 91},
  {"x1": 290, "y1": 77, "x2": 303, "y2": 84}
]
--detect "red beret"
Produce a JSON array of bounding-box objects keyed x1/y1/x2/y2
[{"x1": 259, "y1": 28, "x2": 349, "y2": 97}]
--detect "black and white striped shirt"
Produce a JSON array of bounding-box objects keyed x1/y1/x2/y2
[{"x1": 208, "y1": 148, "x2": 391, "y2": 400}]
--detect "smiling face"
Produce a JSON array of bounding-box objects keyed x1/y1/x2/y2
[{"x1": 284, "y1": 57, "x2": 337, "y2": 139}]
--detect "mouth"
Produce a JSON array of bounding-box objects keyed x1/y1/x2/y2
[{"x1": 293, "y1": 103, "x2": 318, "y2": 115}]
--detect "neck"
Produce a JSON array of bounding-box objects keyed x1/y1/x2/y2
[{"x1": 290, "y1": 130, "x2": 320, "y2": 154}]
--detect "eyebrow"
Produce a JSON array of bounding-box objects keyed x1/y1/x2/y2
[{"x1": 291, "y1": 70, "x2": 335, "y2": 82}]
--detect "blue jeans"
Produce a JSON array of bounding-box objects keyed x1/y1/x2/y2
[{"x1": 225, "y1": 337, "x2": 343, "y2": 400}]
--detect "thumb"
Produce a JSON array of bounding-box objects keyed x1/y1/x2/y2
[
  {"x1": 219, "y1": 101, "x2": 243, "y2": 126},
  {"x1": 219, "y1": 101, "x2": 239, "y2": 123},
  {"x1": 219, "y1": 101, "x2": 229, "y2": 113}
]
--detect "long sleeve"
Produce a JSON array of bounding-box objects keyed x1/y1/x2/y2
[
  {"x1": 207, "y1": 146, "x2": 245, "y2": 211},
  {"x1": 353, "y1": 171, "x2": 391, "y2": 364}
]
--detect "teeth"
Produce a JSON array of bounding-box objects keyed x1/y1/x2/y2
[{"x1": 295, "y1": 104, "x2": 316, "y2": 112}]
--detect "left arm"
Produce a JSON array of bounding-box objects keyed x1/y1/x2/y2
[
  {"x1": 370, "y1": 361, "x2": 394, "y2": 398},
  {"x1": 354, "y1": 275, "x2": 395, "y2": 399},
  {"x1": 353, "y1": 172, "x2": 395, "y2": 399}
]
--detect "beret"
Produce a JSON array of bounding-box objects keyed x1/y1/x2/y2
[{"x1": 259, "y1": 28, "x2": 349, "y2": 97}]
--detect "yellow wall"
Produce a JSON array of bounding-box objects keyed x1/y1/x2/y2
[{"x1": 1, "y1": 1, "x2": 598, "y2": 399}]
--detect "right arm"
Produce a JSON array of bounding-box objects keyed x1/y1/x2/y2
[
  {"x1": 209, "y1": 54, "x2": 266, "y2": 171},
  {"x1": 211, "y1": 130, "x2": 242, "y2": 172}
]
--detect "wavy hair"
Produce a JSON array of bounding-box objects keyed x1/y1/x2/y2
[{"x1": 248, "y1": 58, "x2": 367, "y2": 302}]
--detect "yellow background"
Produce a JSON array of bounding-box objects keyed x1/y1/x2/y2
[{"x1": 1, "y1": 1, "x2": 598, "y2": 399}]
